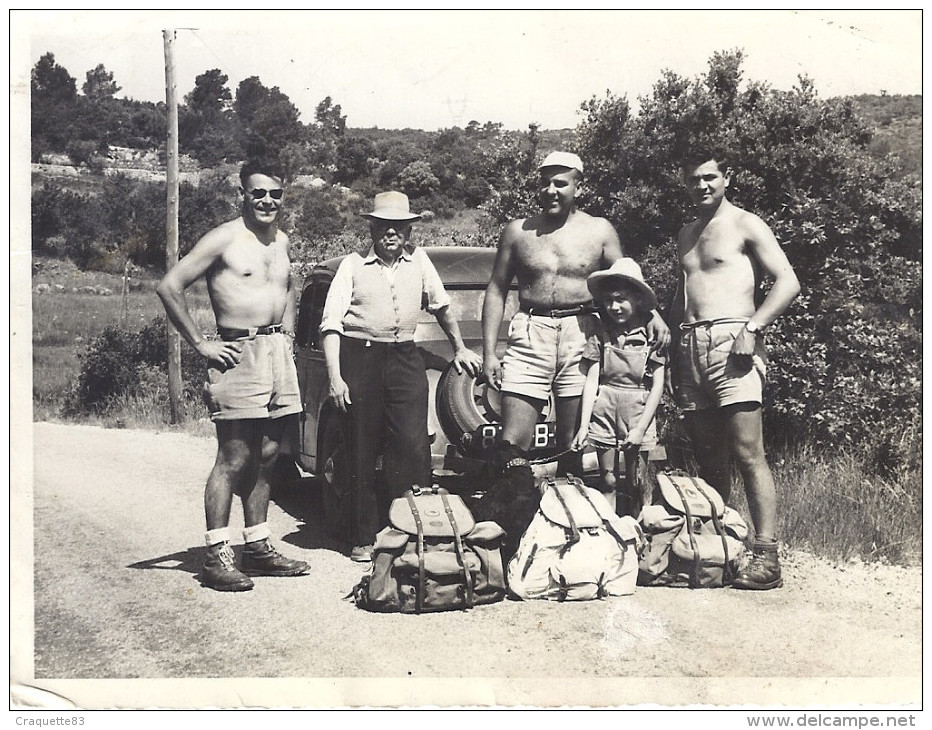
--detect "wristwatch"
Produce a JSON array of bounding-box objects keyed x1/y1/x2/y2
[{"x1": 745, "y1": 321, "x2": 763, "y2": 334}]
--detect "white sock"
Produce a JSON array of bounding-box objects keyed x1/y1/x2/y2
[
  {"x1": 205, "y1": 527, "x2": 231, "y2": 547},
  {"x1": 242, "y1": 522, "x2": 271, "y2": 545}
]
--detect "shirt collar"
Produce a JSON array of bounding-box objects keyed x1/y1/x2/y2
[{"x1": 610, "y1": 325, "x2": 649, "y2": 346}]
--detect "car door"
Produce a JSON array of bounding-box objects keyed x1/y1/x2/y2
[{"x1": 294, "y1": 270, "x2": 333, "y2": 473}]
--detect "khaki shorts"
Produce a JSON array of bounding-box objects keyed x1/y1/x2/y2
[
  {"x1": 588, "y1": 384, "x2": 658, "y2": 450},
  {"x1": 204, "y1": 333, "x2": 301, "y2": 421},
  {"x1": 501, "y1": 311, "x2": 597, "y2": 401},
  {"x1": 672, "y1": 319, "x2": 766, "y2": 411}
]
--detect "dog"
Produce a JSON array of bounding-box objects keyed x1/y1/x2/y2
[{"x1": 472, "y1": 440, "x2": 542, "y2": 565}]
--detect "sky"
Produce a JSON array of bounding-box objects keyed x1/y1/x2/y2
[{"x1": 16, "y1": 9, "x2": 924, "y2": 131}]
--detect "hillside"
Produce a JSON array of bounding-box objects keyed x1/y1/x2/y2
[{"x1": 847, "y1": 93, "x2": 922, "y2": 179}]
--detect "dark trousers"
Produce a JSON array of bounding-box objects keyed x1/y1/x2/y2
[{"x1": 339, "y1": 337, "x2": 431, "y2": 545}]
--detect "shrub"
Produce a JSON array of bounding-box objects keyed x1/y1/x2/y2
[
  {"x1": 64, "y1": 316, "x2": 205, "y2": 416},
  {"x1": 290, "y1": 187, "x2": 347, "y2": 239},
  {"x1": 63, "y1": 326, "x2": 140, "y2": 414}
]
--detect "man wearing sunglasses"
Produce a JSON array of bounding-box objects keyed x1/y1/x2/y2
[
  {"x1": 319, "y1": 191, "x2": 482, "y2": 562},
  {"x1": 157, "y1": 157, "x2": 308, "y2": 591}
]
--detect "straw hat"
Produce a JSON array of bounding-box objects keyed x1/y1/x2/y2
[
  {"x1": 586, "y1": 258, "x2": 657, "y2": 310},
  {"x1": 361, "y1": 191, "x2": 421, "y2": 221}
]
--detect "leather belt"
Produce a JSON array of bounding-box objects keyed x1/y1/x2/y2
[
  {"x1": 217, "y1": 324, "x2": 283, "y2": 341},
  {"x1": 520, "y1": 302, "x2": 595, "y2": 318}
]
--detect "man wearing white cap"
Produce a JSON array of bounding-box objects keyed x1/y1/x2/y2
[
  {"x1": 482, "y1": 151, "x2": 669, "y2": 475},
  {"x1": 320, "y1": 191, "x2": 482, "y2": 561}
]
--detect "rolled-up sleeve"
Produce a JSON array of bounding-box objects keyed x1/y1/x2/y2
[
  {"x1": 319, "y1": 257, "x2": 355, "y2": 336},
  {"x1": 417, "y1": 248, "x2": 451, "y2": 313}
]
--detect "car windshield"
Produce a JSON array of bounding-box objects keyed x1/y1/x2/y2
[{"x1": 416, "y1": 287, "x2": 519, "y2": 324}]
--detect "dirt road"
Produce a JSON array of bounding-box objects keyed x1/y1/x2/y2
[{"x1": 16, "y1": 422, "x2": 921, "y2": 709}]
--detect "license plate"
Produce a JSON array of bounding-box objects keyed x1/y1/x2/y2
[{"x1": 473, "y1": 422, "x2": 557, "y2": 452}]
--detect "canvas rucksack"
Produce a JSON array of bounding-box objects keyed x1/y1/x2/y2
[
  {"x1": 352, "y1": 485, "x2": 507, "y2": 613},
  {"x1": 506, "y1": 475, "x2": 645, "y2": 601},
  {"x1": 637, "y1": 472, "x2": 749, "y2": 588}
]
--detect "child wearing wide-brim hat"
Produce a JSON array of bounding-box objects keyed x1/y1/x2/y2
[{"x1": 572, "y1": 258, "x2": 665, "y2": 517}]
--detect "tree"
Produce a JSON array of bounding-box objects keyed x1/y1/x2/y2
[
  {"x1": 31, "y1": 52, "x2": 76, "y2": 102},
  {"x1": 181, "y1": 69, "x2": 239, "y2": 164},
  {"x1": 333, "y1": 135, "x2": 376, "y2": 185},
  {"x1": 31, "y1": 53, "x2": 79, "y2": 158},
  {"x1": 233, "y1": 76, "x2": 267, "y2": 128},
  {"x1": 233, "y1": 77, "x2": 305, "y2": 158},
  {"x1": 185, "y1": 69, "x2": 232, "y2": 120},
  {"x1": 315, "y1": 96, "x2": 346, "y2": 138},
  {"x1": 398, "y1": 160, "x2": 440, "y2": 199},
  {"x1": 82, "y1": 63, "x2": 121, "y2": 101}
]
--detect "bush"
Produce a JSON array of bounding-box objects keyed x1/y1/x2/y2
[
  {"x1": 31, "y1": 182, "x2": 85, "y2": 252},
  {"x1": 64, "y1": 316, "x2": 205, "y2": 416},
  {"x1": 63, "y1": 326, "x2": 139, "y2": 414},
  {"x1": 290, "y1": 187, "x2": 347, "y2": 238}
]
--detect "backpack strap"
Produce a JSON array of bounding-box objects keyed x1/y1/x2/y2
[
  {"x1": 688, "y1": 476, "x2": 732, "y2": 583},
  {"x1": 404, "y1": 490, "x2": 427, "y2": 614},
  {"x1": 669, "y1": 479, "x2": 702, "y2": 588},
  {"x1": 519, "y1": 543, "x2": 539, "y2": 581},
  {"x1": 596, "y1": 572, "x2": 608, "y2": 599},
  {"x1": 439, "y1": 489, "x2": 474, "y2": 608},
  {"x1": 549, "y1": 480, "x2": 581, "y2": 557},
  {"x1": 571, "y1": 478, "x2": 629, "y2": 547},
  {"x1": 557, "y1": 575, "x2": 569, "y2": 602}
]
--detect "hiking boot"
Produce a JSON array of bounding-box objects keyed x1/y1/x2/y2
[
  {"x1": 733, "y1": 540, "x2": 783, "y2": 590},
  {"x1": 350, "y1": 545, "x2": 374, "y2": 563},
  {"x1": 199, "y1": 543, "x2": 254, "y2": 592},
  {"x1": 240, "y1": 539, "x2": 309, "y2": 577}
]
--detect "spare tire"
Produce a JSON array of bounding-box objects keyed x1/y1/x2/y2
[
  {"x1": 437, "y1": 363, "x2": 553, "y2": 450},
  {"x1": 437, "y1": 366, "x2": 500, "y2": 441}
]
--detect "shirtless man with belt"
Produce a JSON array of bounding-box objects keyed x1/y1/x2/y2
[
  {"x1": 157, "y1": 157, "x2": 308, "y2": 591},
  {"x1": 671, "y1": 148, "x2": 800, "y2": 590},
  {"x1": 482, "y1": 151, "x2": 668, "y2": 475}
]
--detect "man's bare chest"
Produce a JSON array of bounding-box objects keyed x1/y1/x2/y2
[
  {"x1": 680, "y1": 226, "x2": 746, "y2": 273},
  {"x1": 514, "y1": 235, "x2": 601, "y2": 277},
  {"x1": 219, "y1": 239, "x2": 289, "y2": 284}
]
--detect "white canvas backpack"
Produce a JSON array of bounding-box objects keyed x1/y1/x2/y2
[{"x1": 506, "y1": 475, "x2": 644, "y2": 601}]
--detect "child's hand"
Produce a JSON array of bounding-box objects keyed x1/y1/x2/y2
[
  {"x1": 621, "y1": 426, "x2": 645, "y2": 449},
  {"x1": 572, "y1": 427, "x2": 589, "y2": 451}
]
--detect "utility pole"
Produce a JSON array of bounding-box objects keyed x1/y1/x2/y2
[{"x1": 163, "y1": 29, "x2": 183, "y2": 423}]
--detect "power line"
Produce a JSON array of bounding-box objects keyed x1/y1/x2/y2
[{"x1": 187, "y1": 28, "x2": 244, "y2": 89}]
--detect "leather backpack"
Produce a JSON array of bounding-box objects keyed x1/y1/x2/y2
[
  {"x1": 352, "y1": 485, "x2": 507, "y2": 613},
  {"x1": 637, "y1": 472, "x2": 748, "y2": 588}
]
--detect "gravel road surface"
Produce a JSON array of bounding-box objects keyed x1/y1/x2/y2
[{"x1": 17, "y1": 422, "x2": 921, "y2": 709}]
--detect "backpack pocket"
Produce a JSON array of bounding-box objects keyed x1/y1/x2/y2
[
  {"x1": 670, "y1": 533, "x2": 745, "y2": 588},
  {"x1": 393, "y1": 549, "x2": 482, "y2": 613}
]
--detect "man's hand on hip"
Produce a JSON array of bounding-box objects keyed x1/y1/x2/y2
[
  {"x1": 198, "y1": 340, "x2": 243, "y2": 368},
  {"x1": 732, "y1": 327, "x2": 758, "y2": 357}
]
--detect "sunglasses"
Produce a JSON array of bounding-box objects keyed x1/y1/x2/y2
[{"x1": 248, "y1": 188, "x2": 284, "y2": 200}]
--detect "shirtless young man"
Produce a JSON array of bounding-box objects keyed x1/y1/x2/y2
[
  {"x1": 482, "y1": 151, "x2": 668, "y2": 474},
  {"x1": 671, "y1": 150, "x2": 800, "y2": 590},
  {"x1": 157, "y1": 158, "x2": 309, "y2": 591}
]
